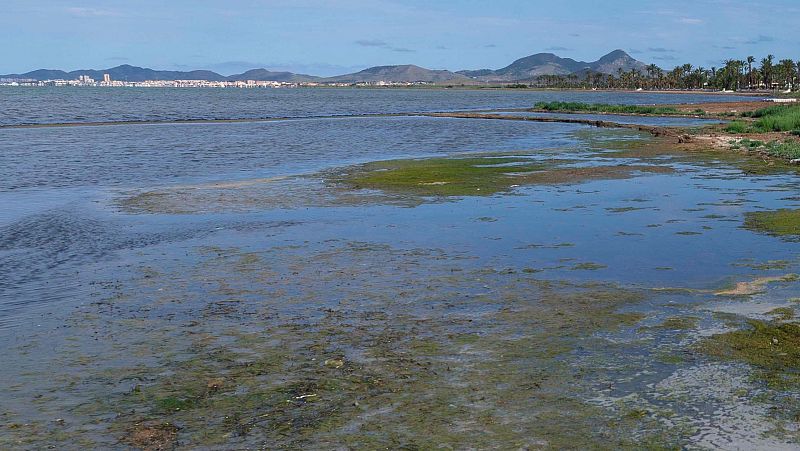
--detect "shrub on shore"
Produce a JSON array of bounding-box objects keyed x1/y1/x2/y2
[
  {"x1": 763, "y1": 140, "x2": 800, "y2": 159},
  {"x1": 726, "y1": 121, "x2": 749, "y2": 133},
  {"x1": 754, "y1": 108, "x2": 800, "y2": 132},
  {"x1": 732, "y1": 138, "x2": 800, "y2": 160},
  {"x1": 738, "y1": 105, "x2": 800, "y2": 132},
  {"x1": 533, "y1": 102, "x2": 680, "y2": 115}
]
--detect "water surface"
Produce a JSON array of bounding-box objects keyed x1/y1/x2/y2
[{"x1": 1, "y1": 89, "x2": 799, "y2": 449}]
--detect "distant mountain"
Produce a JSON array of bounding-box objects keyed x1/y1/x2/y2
[
  {"x1": 588, "y1": 50, "x2": 646, "y2": 76},
  {"x1": 2, "y1": 50, "x2": 648, "y2": 84},
  {"x1": 458, "y1": 50, "x2": 646, "y2": 81},
  {"x1": 1, "y1": 65, "x2": 227, "y2": 82},
  {"x1": 322, "y1": 65, "x2": 470, "y2": 84},
  {"x1": 227, "y1": 69, "x2": 320, "y2": 83}
]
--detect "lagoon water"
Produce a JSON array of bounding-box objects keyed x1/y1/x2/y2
[{"x1": 2, "y1": 88, "x2": 799, "y2": 449}]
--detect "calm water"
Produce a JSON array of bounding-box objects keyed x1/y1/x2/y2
[{"x1": 1, "y1": 88, "x2": 799, "y2": 449}]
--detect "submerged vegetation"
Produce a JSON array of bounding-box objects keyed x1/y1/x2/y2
[
  {"x1": 533, "y1": 101, "x2": 682, "y2": 115},
  {"x1": 744, "y1": 209, "x2": 800, "y2": 237},
  {"x1": 39, "y1": 240, "x2": 692, "y2": 449},
  {"x1": 699, "y1": 320, "x2": 800, "y2": 389}
]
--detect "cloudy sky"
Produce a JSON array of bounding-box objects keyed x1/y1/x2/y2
[{"x1": 1, "y1": 0, "x2": 798, "y2": 75}]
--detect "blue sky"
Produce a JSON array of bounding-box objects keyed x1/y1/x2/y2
[{"x1": 2, "y1": 0, "x2": 798, "y2": 75}]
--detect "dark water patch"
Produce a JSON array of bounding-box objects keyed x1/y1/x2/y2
[{"x1": 0, "y1": 208, "x2": 300, "y2": 326}]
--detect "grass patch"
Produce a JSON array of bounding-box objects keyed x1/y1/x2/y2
[
  {"x1": 533, "y1": 101, "x2": 681, "y2": 115},
  {"x1": 698, "y1": 320, "x2": 800, "y2": 389},
  {"x1": 725, "y1": 121, "x2": 749, "y2": 133},
  {"x1": 736, "y1": 105, "x2": 800, "y2": 133},
  {"x1": 744, "y1": 209, "x2": 800, "y2": 237}
]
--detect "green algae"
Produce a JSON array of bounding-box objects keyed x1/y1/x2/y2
[
  {"x1": 698, "y1": 320, "x2": 800, "y2": 389},
  {"x1": 734, "y1": 260, "x2": 792, "y2": 271},
  {"x1": 606, "y1": 206, "x2": 648, "y2": 213},
  {"x1": 333, "y1": 155, "x2": 547, "y2": 196},
  {"x1": 768, "y1": 307, "x2": 795, "y2": 321},
  {"x1": 654, "y1": 316, "x2": 701, "y2": 331},
  {"x1": 571, "y1": 262, "x2": 608, "y2": 271},
  {"x1": 333, "y1": 154, "x2": 673, "y2": 197},
  {"x1": 744, "y1": 209, "x2": 800, "y2": 237}
]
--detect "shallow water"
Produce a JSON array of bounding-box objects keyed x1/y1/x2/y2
[{"x1": 1, "y1": 89, "x2": 800, "y2": 449}]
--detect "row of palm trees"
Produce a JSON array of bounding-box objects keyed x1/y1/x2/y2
[{"x1": 527, "y1": 55, "x2": 799, "y2": 91}]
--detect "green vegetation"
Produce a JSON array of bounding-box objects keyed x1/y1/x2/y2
[
  {"x1": 730, "y1": 137, "x2": 800, "y2": 160},
  {"x1": 654, "y1": 316, "x2": 701, "y2": 331},
  {"x1": 768, "y1": 307, "x2": 795, "y2": 321},
  {"x1": 519, "y1": 55, "x2": 798, "y2": 91},
  {"x1": 571, "y1": 262, "x2": 608, "y2": 271},
  {"x1": 751, "y1": 105, "x2": 800, "y2": 132},
  {"x1": 725, "y1": 121, "x2": 749, "y2": 133},
  {"x1": 728, "y1": 105, "x2": 800, "y2": 134},
  {"x1": 741, "y1": 104, "x2": 790, "y2": 118},
  {"x1": 334, "y1": 155, "x2": 545, "y2": 196},
  {"x1": 333, "y1": 154, "x2": 673, "y2": 197},
  {"x1": 698, "y1": 320, "x2": 800, "y2": 389},
  {"x1": 533, "y1": 101, "x2": 681, "y2": 115},
  {"x1": 762, "y1": 140, "x2": 800, "y2": 159},
  {"x1": 744, "y1": 209, "x2": 800, "y2": 237}
]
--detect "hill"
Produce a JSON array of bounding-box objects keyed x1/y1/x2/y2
[
  {"x1": 226, "y1": 69, "x2": 320, "y2": 83},
  {"x1": 2, "y1": 50, "x2": 648, "y2": 84},
  {"x1": 323, "y1": 65, "x2": 470, "y2": 84},
  {"x1": 458, "y1": 50, "x2": 646, "y2": 82}
]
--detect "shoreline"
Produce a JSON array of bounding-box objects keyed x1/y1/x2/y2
[{"x1": 0, "y1": 84, "x2": 775, "y2": 96}]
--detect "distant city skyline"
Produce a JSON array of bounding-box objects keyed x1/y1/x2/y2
[{"x1": 2, "y1": 0, "x2": 798, "y2": 75}]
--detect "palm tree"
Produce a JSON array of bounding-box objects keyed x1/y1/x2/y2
[
  {"x1": 746, "y1": 56, "x2": 755, "y2": 89},
  {"x1": 797, "y1": 61, "x2": 800, "y2": 91},
  {"x1": 761, "y1": 55, "x2": 774, "y2": 89},
  {"x1": 778, "y1": 59, "x2": 796, "y2": 89}
]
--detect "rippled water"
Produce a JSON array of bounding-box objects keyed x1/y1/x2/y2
[
  {"x1": 0, "y1": 86, "x2": 753, "y2": 125},
  {"x1": 2, "y1": 88, "x2": 799, "y2": 449}
]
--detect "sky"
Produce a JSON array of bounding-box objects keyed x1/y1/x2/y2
[{"x1": 1, "y1": 0, "x2": 798, "y2": 76}]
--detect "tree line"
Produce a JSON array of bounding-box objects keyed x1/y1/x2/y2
[{"x1": 525, "y1": 55, "x2": 799, "y2": 91}]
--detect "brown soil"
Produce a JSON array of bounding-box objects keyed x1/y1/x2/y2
[
  {"x1": 715, "y1": 275, "x2": 799, "y2": 296},
  {"x1": 663, "y1": 101, "x2": 773, "y2": 115},
  {"x1": 124, "y1": 422, "x2": 179, "y2": 451},
  {"x1": 681, "y1": 129, "x2": 790, "y2": 155}
]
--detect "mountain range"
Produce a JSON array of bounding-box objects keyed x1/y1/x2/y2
[{"x1": 2, "y1": 50, "x2": 647, "y2": 84}]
